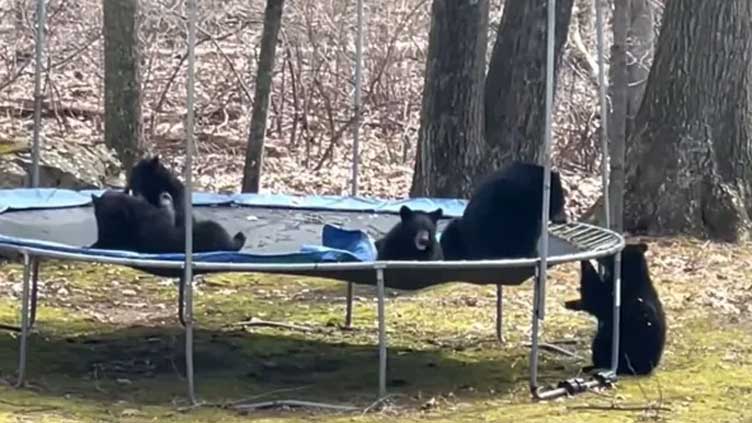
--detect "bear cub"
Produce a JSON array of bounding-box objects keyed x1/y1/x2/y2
[
  {"x1": 375, "y1": 206, "x2": 443, "y2": 261},
  {"x1": 90, "y1": 190, "x2": 245, "y2": 253},
  {"x1": 158, "y1": 192, "x2": 246, "y2": 252},
  {"x1": 440, "y1": 161, "x2": 567, "y2": 260},
  {"x1": 126, "y1": 156, "x2": 190, "y2": 227},
  {"x1": 90, "y1": 191, "x2": 176, "y2": 252},
  {"x1": 565, "y1": 243, "x2": 667, "y2": 375}
]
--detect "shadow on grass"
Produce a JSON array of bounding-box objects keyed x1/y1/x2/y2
[{"x1": 0, "y1": 323, "x2": 578, "y2": 408}]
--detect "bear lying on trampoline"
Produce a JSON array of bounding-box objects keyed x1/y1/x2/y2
[
  {"x1": 441, "y1": 161, "x2": 567, "y2": 260},
  {"x1": 565, "y1": 243, "x2": 666, "y2": 375},
  {"x1": 94, "y1": 154, "x2": 246, "y2": 253},
  {"x1": 375, "y1": 206, "x2": 443, "y2": 261},
  {"x1": 90, "y1": 190, "x2": 245, "y2": 253}
]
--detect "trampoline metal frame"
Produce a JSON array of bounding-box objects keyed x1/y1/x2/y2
[
  {"x1": 4, "y1": 223, "x2": 623, "y2": 400},
  {"x1": 5, "y1": 0, "x2": 625, "y2": 408}
]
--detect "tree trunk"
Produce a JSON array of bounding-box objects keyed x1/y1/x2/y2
[
  {"x1": 242, "y1": 0, "x2": 284, "y2": 193},
  {"x1": 626, "y1": 0, "x2": 653, "y2": 138},
  {"x1": 483, "y1": 0, "x2": 574, "y2": 168},
  {"x1": 410, "y1": 0, "x2": 488, "y2": 198},
  {"x1": 568, "y1": 0, "x2": 598, "y2": 84},
  {"x1": 624, "y1": 0, "x2": 752, "y2": 242},
  {"x1": 12, "y1": 0, "x2": 25, "y2": 74},
  {"x1": 103, "y1": 0, "x2": 142, "y2": 172},
  {"x1": 581, "y1": 0, "x2": 654, "y2": 228},
  {"x1": 607, "y1": 0, "x2": 629, "y2": 232}
]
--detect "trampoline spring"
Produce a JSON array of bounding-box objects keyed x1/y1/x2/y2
[
  {"x1": 569, "y1": 231, "x2": 609, "y2": 246},
  {"x1": 564, "y1": 227, "x2": 595, "y2": 240},
  {"x1": 576, "y1": 234, "x2": 613, "y2": 249}
]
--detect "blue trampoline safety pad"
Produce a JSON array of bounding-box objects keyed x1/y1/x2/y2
[
  {"x1": 0, "y1": 188, "x2": 93, "y2": 213},
  {"x1": 0, "y1": 188, "x2": 467, "y2": 217}
]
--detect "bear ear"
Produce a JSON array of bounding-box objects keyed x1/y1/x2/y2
[
  {"x1": 429, "y1": 208, "x2": 443, "y2": 222},
  {"x1": 399, "y1": 205, "x2": 413, "y2": 221},
  {"x1": 149, "y1": 156, "x2": 160, "y2": 167}
]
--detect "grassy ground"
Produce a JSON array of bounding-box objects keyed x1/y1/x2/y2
[{"x1": 1, "y1": 237, "x2": 752, "y2": 422}]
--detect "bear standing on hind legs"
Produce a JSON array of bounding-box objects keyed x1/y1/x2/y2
[{"x1": 565, "y1": 243, "x2": 667, "y2": 375}]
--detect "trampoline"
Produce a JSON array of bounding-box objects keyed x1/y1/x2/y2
[
  {"x1": 0, "y1": 188, "x2": 624, "y2": 401},
  {"x1": 0, "y1": 188, "x2": 620, "y2": 288},
  {"x1": 1, "y1": 0, "x2": 625, "y2": 407}
]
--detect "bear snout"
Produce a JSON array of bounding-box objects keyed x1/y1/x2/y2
[{"x1": 414, "y1": 231, "x2": 431, "y2": 251}]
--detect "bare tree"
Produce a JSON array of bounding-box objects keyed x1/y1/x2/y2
[
  {"x1": 483, "y1": 0, "x2": 574, "y2": 168},
  {"x1": 410, "y1": 0, "x2": 489, "y2": 198},
  {"x1": 626, "y1": 0, "x2": 653, "y2": 138},
  {"x1": 607, "y1": 0, "x2": 629, "y2": 232},
  {"x1": 103, "y1": 0, "x2": 142, "y2": 171},
  {"x1": 12, "y1": 0, "x2": 25, "y2": 74},
  {"x1": 624, "y1": 0, "x2": 752, "y2": 241},
  {"x1": 242, "y1": 0, "x2": 285, "y2": 193}
]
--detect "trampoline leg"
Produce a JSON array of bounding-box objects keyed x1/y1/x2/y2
[
  {"x1": 1, "y1": 258, "x2": 40, "y2": 334},
  {"x1": 16, "y1": 254, "x2": 33, "y2": 388},
  {"x1": 345, "y1": 282, "x2": 354, "y2": 328},
  {"x1": 610, "y1": 252, "x2": 622, "y2": 375},
  {"x1": 29, "y1": 259, "x2": 40, "y2": 329},
  {"x1": 496, "y1": 284, "x2": 505, "y2": 344},
  {"x1": 376, "y1": 268, "x2": 387, "y2": 399},
  {"x1": 183, "y1": 273, "x2": 197, "y2": 405},
  {"x1": 178, "y1": 274, "x2": 187, "y2": 327},
  {"x1": 529, "y1": 268, "x2": 543, "y2": 395}
]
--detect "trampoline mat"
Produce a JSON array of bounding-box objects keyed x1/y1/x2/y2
[{"x1": 0, "y1": 204, "x2": 589, "y2": 289}]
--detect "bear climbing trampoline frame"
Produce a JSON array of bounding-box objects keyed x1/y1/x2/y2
[{"x1": 6, "y1": 0, "x2": 623, "y2": 406}]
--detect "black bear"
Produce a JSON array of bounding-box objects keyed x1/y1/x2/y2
[
  {"x1": 159, "y1": 191, "x2": 246, "y2": 252},
  {"x1": 439, "y1": 218, "x2": 466, "y2": 260},
  {"x1": 375, "y1": 206, "x2": 443, "y2": 261},
  {"x1": 90, "y1": 190, "x2": 174, "y2": 252},
  {"x1": 565, "y1": 243, "x2": 667, "y2": 375},
  {"x1": 442, "y1": 161, "x2": 567, "y2": 260},
  {"x1": 90, "y1": 190, "x2": 245, "y2": 253},
  {"x1": 126, "y1": 156, "x2": 190, "y2": 227}
]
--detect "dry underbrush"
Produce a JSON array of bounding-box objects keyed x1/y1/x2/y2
[{"x1": 0, "y1": 0, "x2": 620, "y2": 216}]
